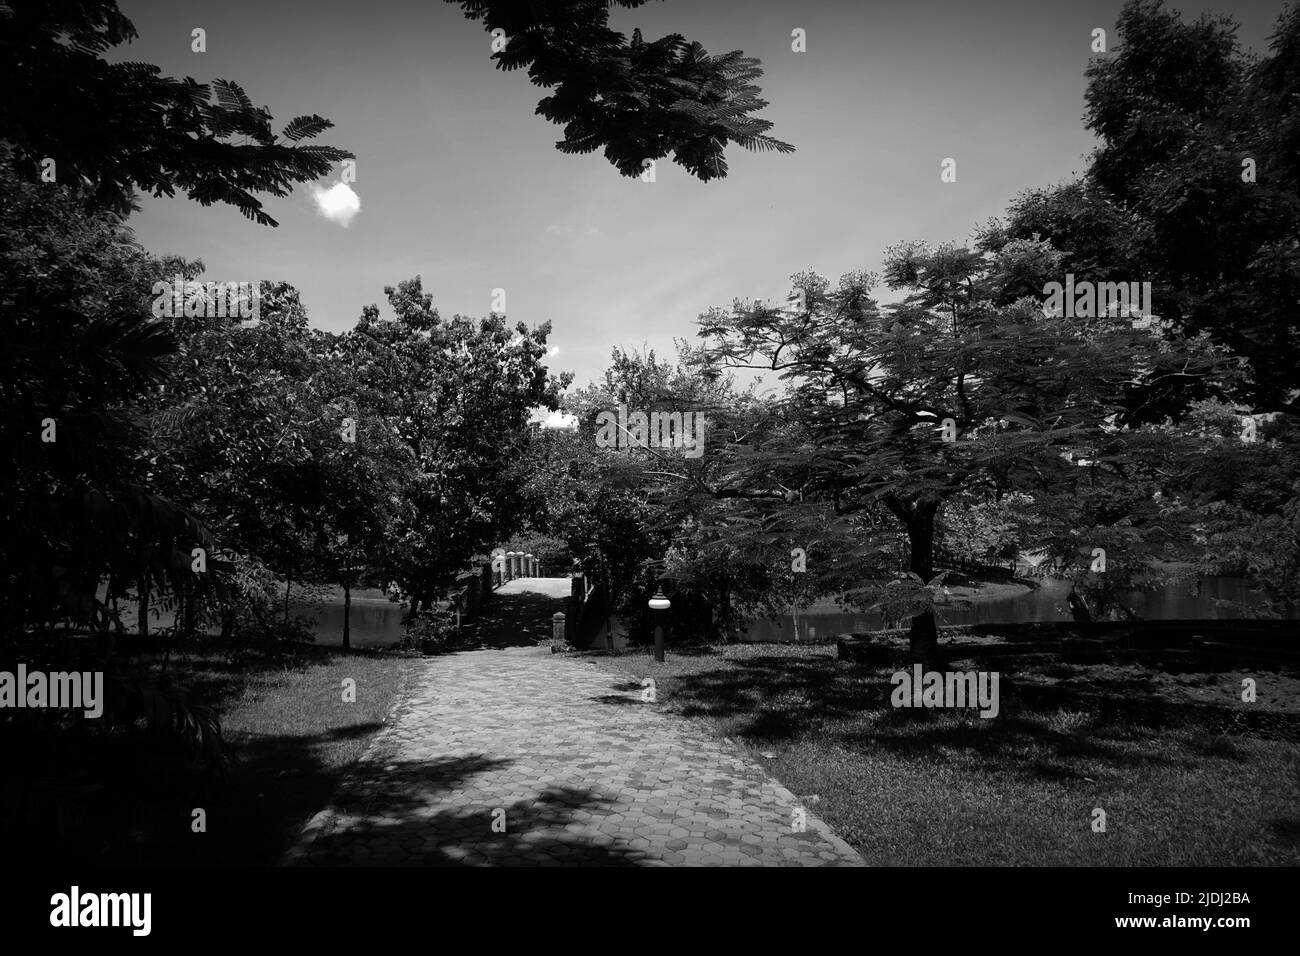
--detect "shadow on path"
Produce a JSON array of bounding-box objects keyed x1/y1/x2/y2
[
  {"x1": 302, "y1": 754, "x2": 643, "y2": 866},
  {"x1": 457, "y1": 581, "x2": 568, "y2": 650}
]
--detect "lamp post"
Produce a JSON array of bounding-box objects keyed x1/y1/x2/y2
[{"x1": 648, "y1": 588, "x2": 671, "y2": 663}]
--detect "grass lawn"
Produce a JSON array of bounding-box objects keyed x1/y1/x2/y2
[
  {"x1": 581, "y1": 641, "x2": 1300, "y2": 866},
  {"x1": 54, "y1": 643, "x2": 412, "y2": 866}
]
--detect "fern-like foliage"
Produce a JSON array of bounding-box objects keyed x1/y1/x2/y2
[
  {"x1": 108, "y1": 675, "x2": 235, "y2": 780},
  {"x1": 451, "y1": 0, "x2": 793, "y2": 181},
  {"x1": 0, "y1": 1, "x2": 354, "y2": 226}
]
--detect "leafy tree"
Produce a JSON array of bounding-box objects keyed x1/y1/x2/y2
[
  {"x1": 990, "y1": 0, "x2": 1300, "y2": 414},
  {"x1": 935, "y1": 490, "x2": 1028, "y2": 573},
  {"x1": 1168, "y1": 401, "x2": 1300, "y2": 613},
  {"x1": 141, "y1": 282, "x2": 334, "y2": 637},
  {"x1": 0, "y1": 0, "x2": 352, "y2": 224},
  {"x1": 310, "y1": 333, "x2": 414, "y2": 648},
  {"x1": 550, "y1": 343, "x2": 828, "y2": 641},
  {"x1": 450, "y1": 0, "x2": 793, "y2": 180},
  {"x1": 0, "y1": 163, "x2": 211, "y2": 638},
  {"x1": 982, "y1": 0, "x2": 1300, "y2": 618},
  {"x1": 350, "y1": 277, "x2": 570, "y2": 612},
  {"x1": 696, "y1": 241, "x2": 1231, "y2": 659}
]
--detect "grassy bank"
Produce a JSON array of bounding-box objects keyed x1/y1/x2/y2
[
  {"x1": 581, "y1": 641, "x2": 1300, "y2": 865},
  {"x1": 8, "y1": 641, "x2": 412, "y2": 866}
]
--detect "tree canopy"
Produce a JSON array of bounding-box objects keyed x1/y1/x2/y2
[
  {"x1": 450, "y1": 0, "x2": 793, "y2": 180},
  {"x1": 989, "y1": 0, "x2": 1300, "y2": 415},
  {"x1": 0, "y1": 0, "x2": 353, "y2": 225}
]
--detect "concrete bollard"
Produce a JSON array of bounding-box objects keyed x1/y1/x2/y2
[{"x1": 552, "y1": 611, "x2": 566, "y2": 644}]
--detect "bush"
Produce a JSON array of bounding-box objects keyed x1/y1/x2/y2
[
  {"x1": 241, "y1": 612, "x2": 317, "y2": 645},
  {"x1": 400, "y1": 611, "x2": 459, "y2": 654}
]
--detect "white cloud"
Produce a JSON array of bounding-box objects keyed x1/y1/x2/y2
[
  {"x1": 310, "y1": 182, "x2": 361, "y2": 226},
  {"x1": 547, "y1": 345, "x2": 560, "y2": 356},
  {"x1": 540, "y1": 409, "x2": 577, "y2": 430}
]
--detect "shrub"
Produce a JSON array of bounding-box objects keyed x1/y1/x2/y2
[{"x1": 400, "y1": 611, "x2": 459, "y2": 654}]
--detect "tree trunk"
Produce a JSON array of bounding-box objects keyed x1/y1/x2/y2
[
  {"x1": 283, "y1": 565, "x2": 293, "y2": 629},
  {"x1": 137, "y1": 575, "x2": 149, "y2": 638},
  {"x1": 717, "y1": 575, "x2": 732, "y2": 642},
  {"x1": 894, "y1": 497, "x2": 941, "y2": 663},
  {"x1": 603, "y1": 567, "x2": 614, "y2": 651},
  {"x1": 183, "y1": 581, "x2": 197, "y2": 639},
  {"x1": 342, "y1": 539, "x2": 352, "y2": 651},
  {"x1": 108, "y1": 572, "x2": 125, "y2": 636},
  {"x1": 1067, "y1": 589, "x2": 1092, "y2": 624}
]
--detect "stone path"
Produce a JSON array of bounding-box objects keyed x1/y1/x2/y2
[{"x1": 287, "y1": 649, "x2": 865, "y2": 866}]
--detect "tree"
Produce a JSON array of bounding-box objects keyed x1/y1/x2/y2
[
  {"x1": 450, "y1": 0, "x2": 793, "y2": 180},
  {"x1": 0, "y1": 163, "x2": 213, "y2": 639},
  {"x1": 141, "y1": 281, "x2": 333, "y2": 638},
  {"x1": 0, "y1": 0, "x2": 353, "y2": 224},
  {"x1": 311, "y1": 333, "x2": 414, "y2": 648},
  {"x1": 696, "y1": 241, "x2": 1231, "y2": 659},
  {"x1": 349, "y1": 277, "x2": 570, "y2": 613},
  {"x1": 1168, "y1": 400, "x2": 1300, "y2": 614},
  {"x1": 540, "y1": 342, "x2": 849, "y2": 642},
  {"x1": 991, "y1": 0, "x2": 1300, "y2": 415},
  {"x1": 983, "y1": 0, "x2": 1300, "y2": 617}
]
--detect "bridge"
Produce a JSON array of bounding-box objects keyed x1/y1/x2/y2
[{"x1": 441, "y1": 549, "x2": 622, "y2": 651}]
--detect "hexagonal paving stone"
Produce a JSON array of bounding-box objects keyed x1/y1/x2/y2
[{"x1": 286, "y1": 650, "x2": 865, "y2": 868}]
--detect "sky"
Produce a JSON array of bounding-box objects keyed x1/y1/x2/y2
[{"x1": 115, "y1": 0, "x2": 1289, "y2": 403}]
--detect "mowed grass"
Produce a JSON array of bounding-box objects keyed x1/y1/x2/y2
[
  {"x1": 81, "y1": 645, "x2": 412, "y2": 866},
  {"x1": 582, "y1": 643, "x2": 1300, "y2": 866}
]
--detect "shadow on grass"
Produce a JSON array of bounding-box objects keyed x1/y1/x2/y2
[
  {"x1": 622, "y1": 648, "x2": 1299, "y2": 786},
  {"x1": 1268, "y1": 816, "x2": 1300, "y2": 849},
  {"x1": 0, "y1": 641, "x2": 410, "y2": 868}
]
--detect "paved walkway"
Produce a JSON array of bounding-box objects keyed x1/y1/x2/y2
[{"x1": 287, "y1": 649, "x2": 865, "y2": 866}]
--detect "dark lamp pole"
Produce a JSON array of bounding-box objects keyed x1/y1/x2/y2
[{"x1": 648, "y1": 589, "x2": 671, "y2": 662}]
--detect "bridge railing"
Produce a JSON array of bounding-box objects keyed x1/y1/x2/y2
[{"x1": 488, "y1": 549, "x2": 543, "y2": 587}]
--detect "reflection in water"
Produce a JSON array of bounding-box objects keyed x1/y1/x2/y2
[
  {"x1": 744, "y1": 576, "x2": 1279, "y2": 642},
  {"x1": 120, "y1": 577, "x2": 1282, "y2": 648},
  {"x1": 115, "y1": 587, "x2": 408, "y2": 648},
  {"x1": 288, "y1": 588, "x2": 405, "y2": 648}
]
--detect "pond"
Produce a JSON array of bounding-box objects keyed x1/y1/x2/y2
[
  {"x1": 289, "y1": 575, "x2": 1281, "y2": 647},
  {"x1": 286, "y1": 587, "x2": 406, "y2": 648},
  {"x1": 121, "y1": 576, "x2": 1286, "y2": 648},
  {"x1": 743, "y1": 575, "x2": 1279, "y2": 642}
]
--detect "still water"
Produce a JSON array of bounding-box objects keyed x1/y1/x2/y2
[
  {"x1": 124, "y1": 577, "x2": 1280, "y2": 648},
  {"x1": 745, "y1": 575, "x2": 1277, "y2": 642},
  {"x1": 286, "y1": 588, "x2": 404, "y2": 648},
  {"x1": 291, "y1": 576, "x2": 1276, "y2": 647}
]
